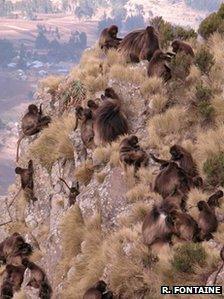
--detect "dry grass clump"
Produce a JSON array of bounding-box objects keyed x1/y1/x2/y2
[
  {"x1": 61, "y1": 213, "x2": 106, "y2": 299},
  {"x1": 186, "y1": 188, "x2": 209, "y2": 218},
  {"x1": 126, "y1": 183, "x2": 150, "y2": 203},
  {"x1": 118, "y1": 201, "x2": 151, "y2": 227},
  {"x1": 195, "y1": 125, "x2": 224, "y2": 170},
  {"x1": 150, "y1": 93, "x2": 169, "y2": 114},
  {"x1": 212, "y1": 95, "x2": 224, "y2": 123},
  {"x1": 30, "y1": 114, "x2": 75, "y2": 171},
  {"x1": 13, "y1": 291, "x2": 28, "y2": 299},
  {"x1": 83, "y1": 74, "x2": 108, "y2": 94},
  {"x1": 106, "y1": 49, "x2": 126, "y2": 66},
  {"x1": 40, "y1": 75, "x2": 63, "y2": 96},
  {"x1": 57, "y1": 204, "x2": 85, "y2": 282},
  {"x1": 74, "y1": 160, "x2": 95, "y2": 186},
  {"x1": 105, "y1": 227, "x2": 160, "y2": 298},
  {"x1": 93, "y1": 146, "x2": 111, "y2": 166},
  {"x1": 109, "y1": 64, "x2": 145, "y2": 85},
  {"x1": 140, "y1": 77, "x2": 165, "y2": 97},
  {"x1": 148, "y1": 106, "x2": 188, "y2": 148}
]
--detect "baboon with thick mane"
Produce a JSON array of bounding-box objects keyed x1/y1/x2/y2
[
  {"x1": 119, "y1": 26, "x2": 160, "y2": 62},
  {"x1": 94, "y1": 88, "x2": 128, "y2": 145},
  {"x1": 99, "y1": 25, "x2": 122, "y2": 51},
  {"x1": 16, "y1": 104, "x2": 51, "y2": 162},
  {"x1": 171, "y1": 40, "x2": 195, "y2": 57},
  {"x1": 15, "y1": 160, "x2": 37, "y2": 203},
  {"x1": 119, "y1": 135, "x2": 148, "y2": 172},
  {"x1": 142, "y1": 205, "x2": 176, "y2": 247},
  {"x1": 147, "y1": 49, "x2": 172, "y2": 82}
]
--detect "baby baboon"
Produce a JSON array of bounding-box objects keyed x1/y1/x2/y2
[
  {"x1": 76, "y1": 106, "x2": 95, "y2": 150},
  {"x1": 59, "y1": 178, "x2": 80, "y2": 206},
  {"x1": 83, "y1": 280, "x2": 113, "y2": 299},
  {"x1": 16, "y1": 104, "x2": 51, "y2": 162},
  {"x1": 119, "y1": 135, "x2": 148, "y2": 172},
  {"x1": 99, "y1": 25, "x2": 122, "y2": 51},
  {"x1": 142, "y1": 205, "x2": 176, "y2": 247},
  {"x1": 94, "y1": 88, "x2": 128, "y2": 146},
  {"x1": 147, "y1": 49, "x2": 172, "y2": 82},
  {"x1": 197, "y1": 200, "x2": 218, "y2": 240},
  {"x1": 153, "y1": 161, "x2": 190, "y2": 199},
  {"x1": 119, "y1": 26, "x2": 160, "y2": 62},
  {"x1": 15, "y1": 160, "x2": 37, "y2": 203},
  {"x1": 171, "y1": 40, "x2": 195, "y2": 57},
  {"x1": 22, "y1": 259, "x2": 52, "y2": 299}
]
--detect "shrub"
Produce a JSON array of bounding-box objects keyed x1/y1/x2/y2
[
  {"x1": 195, "y1": 46, "x2": 215, "y2": 74},
  {"x1": 172, "y1": 243, "x2": 207, "y2": 273},
  {"x1": 57, "y1": 79, "x2": 86, "y2": 111},
  {"x1": 195, "y1": 83, "x2": 212, "y2": 102},
  {"x1": 198, "y1": 13, "x2": 223, "y2": 39},
  {"x1": 198, "y1": 101, "x2": 215, "y2": 121},
  {"x1": 203, "y1": 152, "x2": 224, "y2": 186}
]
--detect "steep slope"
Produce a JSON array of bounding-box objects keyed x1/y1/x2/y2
[{"x1": 1, "y1": 27, "x2": 224, "y2": 299}]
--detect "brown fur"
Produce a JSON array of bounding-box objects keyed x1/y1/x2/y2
[
  {"x1": 142, "y1": 205, "x2": 176, "y2": 247},
  {"x1": 213, "y1": 246, "x2": 224, "y2": 285},
  {"x1": 119, "y1": 26, "x2": 160, "y2": 62},
  {"x1": 83, "y1": 281, "x2": 113, "y2": 299},
  {"x1": 0, "y1": 233, "x2": 32, "y2": 265},
  {"x1": 16, "y1": 104, "x2": 51, "y2": 162},
  {"x1": 197, "y1": 200, "x2": 218, "y2": 240},
  {"x1": 171, "y1": 40, "x2": 195, "y2": 57},
  {"x1": 153, "y1": 162, "x2": 190, "y2": 199},
  {"x1": 161, "y1": 189, "x2": 187, "y2": 213},
  {"x1": 15, "y1": 160, "x2": 37, "y2": 203},
  {"x1": 171, "y1": 211, "x2": 201, "y2": 242},
  {"x1": 94, "y1": 88, "x2": 128, "y2": 146},
  {"x1": 207, "y1": 190, "x2": 223, "y2": 208},
  {"x1": 119, "y1": 135, "x2": 148, "y2": 172},
  {"x1": 99, "y1": 25, "x2": 122, "y2": 51},
  {"x1": 3, "y1": 265, "x2": 26, "y2": 292},
  {"x1": 147, "y1": 49, "x2": 171, "y2": 82},
  {"x1": 76, "y1": 106, "x2": 95, "y2": 150},
  {"x1": 22, "y1": 259, "x2": 52, "y2": 299}
]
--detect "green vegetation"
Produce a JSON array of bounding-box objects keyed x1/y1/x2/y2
[
  {"x1": 195, "y1": 46, "x2": 215, "y2": 74},
  {"x1": 204, "y1": 152, "x2": 224, "y2": 186}
]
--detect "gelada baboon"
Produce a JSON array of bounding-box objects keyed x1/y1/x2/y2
[
  {"x1": 171, "y1": 210, "x2": 201, "y2": 242},
  {"x1": 119, "y1": 135, "x2": 148, "y2": 172},
  {"x1": 147, "y1": 50, "x2": 172, "y2": 82},
  {"x1": 119, "y1": 26, "x2": 160, "y2": 62},
  {"x1": 3, "y1": 264, "x2": 26, "y2": 292},
  {"x1": 207, "y1": 190, "x2": 223, "y2": 208},
  {"x1": 142, "y1": 205, "x2": 176, "y2": 248},
  {"x1": 197, "y1": 200, "x2": 219, "y2": 241},
  {"x1": 161, "y1": 188, "x2": 187, "y2": 213},
  {"x1": 171, "y1": 40, "x2": 195, "y2": 57},
  {"x1": 16, "y1": 104, "x2": 51, "y2": 162},
  {"x1": 59, "y1": 178, "x2": 80, "y2": 206},
  {"x1": 99, "y1": 25, "x2": 122, "y2": 51},
  {"x1": 15, "y1": 160, "x2": 37, "y2": 203},
  {"x1": 94, "y1": 88, "x2": 128, "y2": 146},
  {"x1": 0, "y1": 233, "x2": 32, "y2": 265},
  {"x1": 22, "y1": 259, "x2": 52, "y2": 299},
  {"x1": 76, "y1": 106, "x2": 95, "y2": 150},
  {"x1": 153, "y1": 161, "x2": 190, "y2": 199},
  {"x1": 83, "y1": 280, "x2": 113, "y2": 299},
  {"x1": 170, "y1": 145, "x2": 201, "y2": 184}
]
